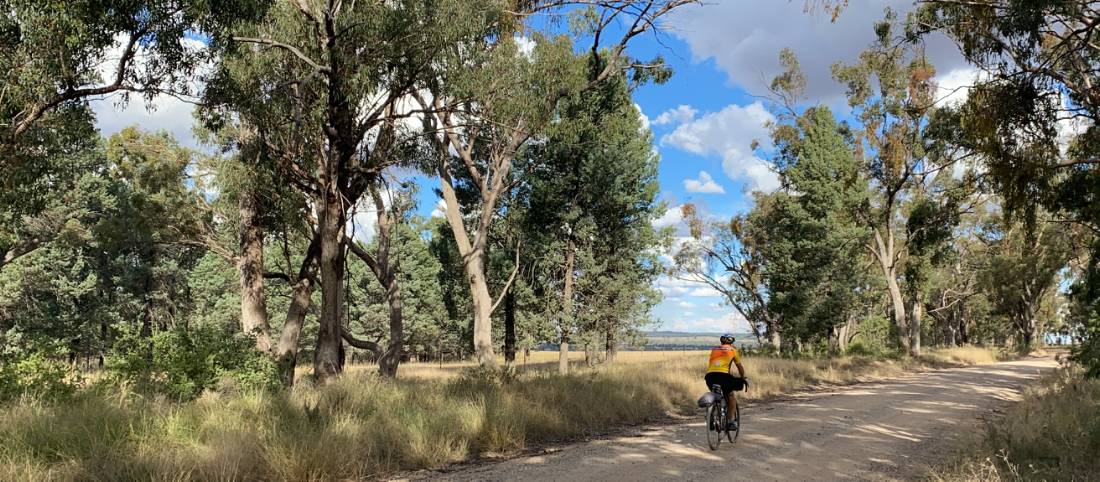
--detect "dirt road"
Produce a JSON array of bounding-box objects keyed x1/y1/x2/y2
[{"x1": 403, "y1": 358, "x2": 1055, "y2": 481}]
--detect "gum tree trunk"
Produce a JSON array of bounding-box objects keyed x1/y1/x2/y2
[
  {"x1": 559, "y1": 239, "x2": 576, "y2": 374},
  {"x1": 605, "y1": 326, "x2": 617, "y2": 363},
  {"x1": 873, "y1": 227, "x2": 915, "y2": 355},
  {"x1": 504, "y1": 288, "x2": 517, "y2": 363},
  {"x1": 908, "y1": 298, "x2": 922, "y2": 356},
  {"x1": 238, "y1": 190, "x2": 273, "y2": 352},
  {"x1": 313, "y1": 190, "x2": 347, "y2": 381},
  {"x1": 275, "y1": 277, "x2": 314, "y2": 386},
  {"x1": 377, "y1": 271, "x2": 403, "y2": 377}
]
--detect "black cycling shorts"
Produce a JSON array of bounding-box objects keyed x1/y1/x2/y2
[{"x1": 704, "y1": 372, "x2": 745, "y2": 396}]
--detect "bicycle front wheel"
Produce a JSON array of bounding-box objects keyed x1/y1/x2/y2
[{"x1": 706, "y1": 404, "x2": 722, "y2": 450}]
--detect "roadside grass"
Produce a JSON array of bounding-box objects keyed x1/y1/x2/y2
[
  {"x1": 0, "y1": 347, "x2": 1004, "y2": 481},
  {"x1": 927, "y1": 366, "x2": 1100, "y2": 482}
]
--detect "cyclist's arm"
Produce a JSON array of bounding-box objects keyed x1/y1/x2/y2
[
  {"x1": 731, "y1": 350, "x2": 746, "y2": 379},
  {"x1": 734, "y1": 362, "x2": 746, "y2": 379}
]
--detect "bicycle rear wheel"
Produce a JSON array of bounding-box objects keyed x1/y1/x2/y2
[{"x1": 706, "y1": 404, "x2": 722, "y2": 450}]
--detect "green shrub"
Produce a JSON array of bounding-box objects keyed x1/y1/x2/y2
[
  {"x1": 106, "y1": 324, "x2": 279, "y2": 399},
  {"x1": 0, "y1": 352, "x2": 76, "y2": 402},
  {"x1": 1071, "y1": 310, "x2": 1100, "y2": 378},
  {"x1": 845, "y1": 314, "x2": 902, "y2": 357}
]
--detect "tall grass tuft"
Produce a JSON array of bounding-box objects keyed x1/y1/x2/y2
[{"x1": 0, "y1": 348, "x2": 1004, "y2": 481}]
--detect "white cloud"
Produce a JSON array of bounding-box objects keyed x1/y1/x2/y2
[
  {"x1": 514, "y1": 35, "x2": 536, "y2": 58},
  {"x1": 652, "y1": 204, "x2": 685, "y2": 228},
  {"x1": 429, "y1": 199, "x2": 447, "y2": 219},
  {"x1": 634, "y1": 103, "x2": 651, "y2": 131},
  {"x1": 667, "y1": 1, "x2": 969, "y2": 105},
  {"x1": 677, "y1": 300, "x2": 695, "y2": 309},
  {"x1": 683, "y1": 170, "x2": 725, "y2": 194},
  {"x1": 688, "y1": 286, "x2": 722, "y2": 298},
  {"x1": 1056, "y1": 91, "x2": 1091, "y2": 156},
  {"x1": 662, "y1": 101, "x2": 779, "y2": 192},
  {"x1": 93, "y1": 93, "x2": 200, "y2": 149},
  {"x1": 91, "y1": 35, "x2": 208, "y2": 149},
  {"x1": 934, "y1": 67, "x2": 981, "y2": 107},
  {"x1": 347, "y1": 188, "x2": 398, "y2": 243},
  {"x1": 667, "y1": 312, "x2": 749, "y2": 333},
  {"x1": 653, "y1": 104, "x2": 698, "y2": 126},
  {"x1": 656, "y1": 275, "x2": 695, "y2": 298}
]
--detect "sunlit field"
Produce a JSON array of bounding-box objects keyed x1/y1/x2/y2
[
  {"x1": 0, "y1": 347, "x2": 1008, "y2": 481},
  {"x1": 381, "y1": 350, "x2": 713, "y2": 380}
]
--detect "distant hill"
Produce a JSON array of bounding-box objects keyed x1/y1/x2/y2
[
  {"x1": 641, "y1": 331, "x2": 757, "y2": 350},
  {"x1": 537, "y1": 331, "x2": 758, "y2": 351},
  {"x1": 644, "y1": 331, "x2": 723, "y2": 338}
]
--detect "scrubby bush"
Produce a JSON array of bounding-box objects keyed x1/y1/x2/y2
[
  {"x1": 106, "y1": 324, "x2": 279, "y2": 399},
  {"x1": 0, "y1": 352, "x2": 76, "y2": 402},
  {"x1": 1071, "y1": 310, "x2": 1100, "y2": 378}
]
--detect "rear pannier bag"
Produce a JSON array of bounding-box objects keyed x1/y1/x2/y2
[{"x1": 697, "y1": 392, "x2": 722, "y2": 408}]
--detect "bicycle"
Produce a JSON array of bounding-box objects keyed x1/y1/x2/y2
[{"x1": 702, "y1": 378, "x2": 746, "y2": 450}]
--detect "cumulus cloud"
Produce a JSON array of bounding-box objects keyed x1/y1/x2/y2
[
  {"x1": 667, "y1": 312, "x2": 749, "y2": 333},
  {"x1": 934, "y1": 67, "x2": 982, "y2": 107},
  {"x1": 661, "y1": 101, "x2": 779, "y2": 192},
  {"x1": 1057, "y1": 91, "x2": 1091, "y2": 156},
  {"x1": 514, "y1": 35, "x2": 536, "y2": 58},
  {"x1": 652, "y1": 204, "x2": 685, "y2": 229},
  {"x1": 653, "y1": 104, "x2": 698, "y2": 126},
  {"x1": 683, "y1": 170, "x2": 725, "y2": 194},
  {"x1": 347, "y1": 188, "x2": 399, "y2": 243},
  {"x1": 91, "y1": 35, "x2": 209, "y2": 149},
  {"x1": 656, "y1": 275, "x2": 695, "y2": 298},
  {"x1": 429, "y1": 199, "x2": 448, "y2": 219},
  {"x1": 667, "y1": 1, "x2": 968, "y2": 105},
  {"x1": 634, "y1": 103, "x2": 651, "y2": 131},
  {"x1": 688, "y1": 286, "x2": 722, "y2": 298},
  {"x1": 93, "y1": 93, "x2": 201, "y2": 149}
]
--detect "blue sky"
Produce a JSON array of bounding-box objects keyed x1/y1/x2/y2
[{"x1": 91, "y1": 1, "x2": 977, "y2": 334}]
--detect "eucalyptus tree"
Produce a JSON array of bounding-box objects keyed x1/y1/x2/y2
[
  {"x1": 0, "y1": 0, "x2": 243, "y2": 144},
  {"x1": 523, "y1": 69, "x2": 664, "y2": 370},
  {"x1": 831, "y1": 11, "x2": 973, "y2": 356},
  {"x1": 977, "y1": 216, "x2": 1074, "y2": 349},
  {"x1": 749, "y1": 105, "x2": 871, "y2": 352},
  {"x1": 193, "y1": 131, "x2": 320, "y2": 384},
  {"x1": 915, "y1": 0, "x2": 1100, "y2": 373},
  {"x1": 0, "y1": 0, "x2": 251, "y2": 274},
  {"x1": 202, "y1": 0, "x2": 486, "y2": 380},
  {"x1": 345, "y1": 216, "x2": 447, "y2": 365},
  {"x1": 674, "y1": 206, "x2": 777, "y2": 348},
  {"x1": 418, "y1": 0, "x2": 695, "y2": 367},
  {"x1": 923, "y1": 213, "x2": 987, "y2": 347}
]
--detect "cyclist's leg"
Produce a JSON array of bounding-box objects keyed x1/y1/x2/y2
[{"x1": 727, "y1": 391, "x2": 737, "y2": 421}]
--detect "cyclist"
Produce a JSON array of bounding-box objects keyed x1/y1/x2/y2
[{"x1": 705, "y1": 333, "x2": 746, "y2": 430}]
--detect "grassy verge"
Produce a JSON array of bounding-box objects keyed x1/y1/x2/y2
[
  {"x1": 0, "y1": 347, "x2": 1004, "y2": 481},
  {"x1": 927, "y1": 366, "x2": 1100, "y2": 482}
]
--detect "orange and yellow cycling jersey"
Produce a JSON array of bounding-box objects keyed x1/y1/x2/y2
[{"x1": 706, "y1": 345, "x2": 742, "y2": 374}]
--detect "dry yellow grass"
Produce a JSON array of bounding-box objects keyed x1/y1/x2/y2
[{"x1": 0, "y1": 348, "x2": 1006, "y2": 481}]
